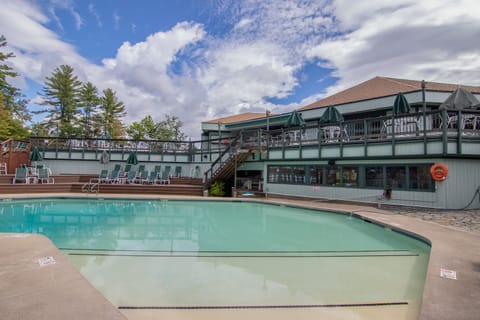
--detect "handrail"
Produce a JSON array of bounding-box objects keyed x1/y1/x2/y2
[{"x1": 203, "y1": 135, "x2": 241, "y2": 190}]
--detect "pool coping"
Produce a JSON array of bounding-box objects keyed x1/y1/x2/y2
[{"x1": 1, "y1": 193, "x2": 479, "y2": 320}]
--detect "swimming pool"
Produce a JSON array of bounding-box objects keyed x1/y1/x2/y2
[{"x1": 0, "y1": 198, "x2": 430, "y2": 320}]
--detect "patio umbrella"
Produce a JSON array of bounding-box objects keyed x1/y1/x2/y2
[
  {"x1": 29, "y1": 147, "x2": 42, "y2": 167},
  {"x1": 126, "y1": 152, "x2": 138, "y2": 165},
  {"x1": 439, "y1": 87, "x2": 480, "y2": 110},
  {"x1": 319, "y1": 105, "x2": 344, "y2": 123},
  {"x1": 393, "y1": 93, "x2": 411, "y2": 115},
  {"x1": 99, "y1": 150, "x2": 110, "y2": 165},
  {"x1": 286, "y1": 110, "x2": 306, "y2": 127}
]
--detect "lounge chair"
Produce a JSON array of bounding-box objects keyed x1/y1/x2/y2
[
  {"x1": 91, "y1": 169, "x2": 109, "y2": 184},
  {"x1": 154, "y1": 165, "x2": 161, "y2": 173},
  {"x1": 174, "y1": 166, "x2": 182, "y2": 177},
  {"x1": 107, "y1": 170, "x2": 121, "y2": 183},
  {"x1": 160, "y1": 169, "x2": 170, "y2": 184},
  {"x1": 113, "y1": 164, "x2": 122, "y2": 172},
  {"x1": 138, "y1": 164, "x2": 145, "y2": 173},
  {"x1": 123, "y1": 164, "x2": 132, "y2": 176},
  {"x1": 135, "y1": 170, "x2": 149, "y2": 184},
  {"x1": 164, "y1": 166, "x2": 171, "y2": 178},
  {"x1": 125, "y1": 170, "x2": 137, "y2": 184},
  {"x1": 12, "y1": 167, "x2": 28, "y2": 184},
  {"x1": 145, "y1": 171, "x2": 160, "y2": 184},
  {"x1": 38, "y1": 168, "x2": 55, "y2": 184}
]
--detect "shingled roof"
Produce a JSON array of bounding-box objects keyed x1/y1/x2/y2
[
  {"x1": 205, "y1": 112, "x2": 266, "y2": 124},
  {"x1": 299, "y1": 76, "x2": 480, "y2": 111}
]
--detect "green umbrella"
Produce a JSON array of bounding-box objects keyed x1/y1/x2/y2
[
  {"x1": 439, "y1": 87, "x2": 480, "y2": 110},
  {"x1": 393, "y1": 93, "x2": 410, "y2": 115},
  {"x1": 286, "y1": 110, "x2": 306, "y2": 127},
  {"x1": 126, "y1": 152, "x2": 138, "y2": 165},
  {"x1": 319, "y1": 105, "x2": 344, "y2": 123},
  {"x1": 29, "y1": 147, "x2": 43, "y2": 162}
]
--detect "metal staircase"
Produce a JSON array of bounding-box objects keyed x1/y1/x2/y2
[{"x1": 203, "y1": 136, "x2": 253, "y2": 190}]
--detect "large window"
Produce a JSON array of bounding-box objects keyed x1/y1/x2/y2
[{"x1": 267, "y1": 164, "x2": 434, "y2": 191}]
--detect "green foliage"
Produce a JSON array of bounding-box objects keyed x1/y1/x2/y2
[
  {"x1": 99, "y1": 88, "x2": 126, "y2": 138},
  {"x1": 40, "y1": 64, "x2": 82, "y2": 137},
  {"x1": 78, "y1": 82, "x2": 100, "y2": 138},
  {"x1": 126, "y1": 114, "x2": 187, "y2": 141},
  {"x1": 0, "y1": 35, "x2": 29, "y2": 139},
  {"x1": 208, "y1": 180, "x2": 225, "y2": 197}
]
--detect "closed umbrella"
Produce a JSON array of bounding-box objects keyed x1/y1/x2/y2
[
  {"x1": 126, "y1": 152, "x2": 138, "y2": 165},
  {"x1": 439, "y1": 87, "x2": 480, "y2": 110},
  {"x1": 393, "y1": 93, "x2": 410, "y2": 115},
  {"x1": 320, "y1": 105, "x2": 344, "y2": 123},
  {"x1": 29, "y1": 147, "x2": 42, "y2": 168},
  {"x1": 99, "y1": 150, "x2": 110, "y2": 165},
  {"x1": 286, "y1": 110, "x2": 306, "y2": 127}
]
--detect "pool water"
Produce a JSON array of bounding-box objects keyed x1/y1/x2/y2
[{"x1": 0, "y1": 198, "x2": 431, "y2": 320}]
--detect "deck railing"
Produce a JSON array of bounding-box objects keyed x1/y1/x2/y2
[{"x1": 28, "y1": 109, "x2": 480, "y2": 161}]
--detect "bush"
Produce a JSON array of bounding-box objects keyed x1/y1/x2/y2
[{"x1": 209, "y1": 180, "x2": 225, "y2": 197}]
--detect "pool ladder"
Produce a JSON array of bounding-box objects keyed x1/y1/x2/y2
[{"x1": 82, "y1": 182, "x2": 99, "y2": 194}]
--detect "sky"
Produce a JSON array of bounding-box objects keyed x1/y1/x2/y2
[{"x1": 1, "y1": 0, "x2": 480, "y2": 139}]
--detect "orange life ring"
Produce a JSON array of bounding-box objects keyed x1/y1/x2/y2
[{"x1": 430, "y1": 163, "x2": 448, "y2": 182}]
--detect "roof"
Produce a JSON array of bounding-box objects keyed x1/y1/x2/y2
[
  {"x1": 205, "y1": 112, "x2": 266, "y2": 124},
  {"x1": 299, "y1": 76, "x2": 480, "y2": 111}
]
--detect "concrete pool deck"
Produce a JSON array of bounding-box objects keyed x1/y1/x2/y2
[{"x1": 0, "y1": 193, "x2": 479, "y2": 320}]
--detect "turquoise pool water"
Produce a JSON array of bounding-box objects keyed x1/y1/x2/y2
[{"x1": 0, "y1": 198, "x2": 430, "y2": 319}]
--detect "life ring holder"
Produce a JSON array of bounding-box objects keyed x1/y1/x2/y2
[{"x1": 430, "y1": 163, "x2": 448, "y2": 182}]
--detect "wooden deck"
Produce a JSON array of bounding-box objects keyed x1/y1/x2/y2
[{"x1": 0, "y1": 174, "x2": 203, "y2": 196}]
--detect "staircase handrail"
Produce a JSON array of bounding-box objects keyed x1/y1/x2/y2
[{"x1": 203, "y1": 135, "x2": 242, "y2": 190}]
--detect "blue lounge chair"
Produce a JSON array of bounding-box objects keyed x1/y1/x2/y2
[
  {"x1": 145, "y1": 171, "x2": 159, "y2": 184},
  {"x1": 174, "y1": 166, "x2": 182, "y2": 177},
  {"x1": 160, "y1": 169, "x2": 170, "y2": 184},
  {"x1": 125, "y1": 170, "x2": 137, "y2": 184},
  {"x1": 135, "y1": 170, "x2": 149, "y2": 184},
  {"x1": 38, "y1": 168, "x2": 55, "y2": 184},
  {"x1": 12, "y1": 167, "x2": 28, "y2": 184}
]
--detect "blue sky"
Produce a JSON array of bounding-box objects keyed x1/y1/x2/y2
[{"x1": 1, "y1": 0, "x2": 479, "y2": 138}]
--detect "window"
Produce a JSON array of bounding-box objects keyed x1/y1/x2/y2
[
  {"x1": 267, "y1": 164, "x2": 433, "y2": 191},
  {"x1": 365, "y1": 167, "x2": 384, "y2": 188},
  {"x1": 386, "y1": 166, "x2": 406, "y2": 189},
  {"x1": 409, "y1": 166, "x2": 433, "y2": 190},
  {"x1": 342, "y1": 166, "x2": 359, "y2": 187}
]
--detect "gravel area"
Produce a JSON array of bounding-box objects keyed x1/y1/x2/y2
[{"x1": 382, "y1": 206, "x2": 480, "y2": 234}]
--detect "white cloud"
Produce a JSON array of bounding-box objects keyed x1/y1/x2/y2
[
  {"x1": 307, "y1": 0, "x2": 480, "y2": 95},
  {"x1": 1, "y1": 0, "x2": 480, "y2": 139},
  {"x1": 88, "y1": 3, "x2": 102, "y2": 27},
  {"x1": 113, "y1": 11, "x2": 121, "y2": 30}
]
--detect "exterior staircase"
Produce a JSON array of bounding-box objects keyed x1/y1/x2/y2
[{"x1": 203, "y1": 135, "x2": 254, "y2": 189}]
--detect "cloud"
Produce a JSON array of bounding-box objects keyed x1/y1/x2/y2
[
  {"x1": 113, "y1": 11, "x2": 121, "y2": 30},
  {"x1": 1, "y1": 0, "x2": 480, "y2": 139},
  {"x1": 88, "y1": 3, "x2": 102, "y2": 27},
  {"x1": 307, "y1": 0, "x2": 480, "y2": 95}
]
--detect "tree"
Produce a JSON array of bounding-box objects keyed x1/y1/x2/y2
[
  {"x1": 99, "y1": 88, "x2": 126, "y2": 138},
  {"x1": 126, "y1": 115, "x2": 157, "y2": 140},
  {"x1": 78, "y1": 82, "x2": 100, "y2": 138},
  {"x1": 0, "y1": 35, "x2": 29, "y2": 139},
  {"x1": 40, "y1": 65, "x2": 82, "y2": 137},
  {"x1": 157, "y1": 114, "x2": 186, "y2": 141}
]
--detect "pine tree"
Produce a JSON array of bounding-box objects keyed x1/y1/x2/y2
[
  {"x1": 78, "y1": 82, "x2": 100, "y2": 138},
  {"x1": 41, "y1": 65, "x2": 82, "y2": 137},
  {"x1": 99, "y1": 88, "x2": 126, "y2": 138},
  {"x1": 0, "y1": 35, "x2": 30, "y2": 139}
]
